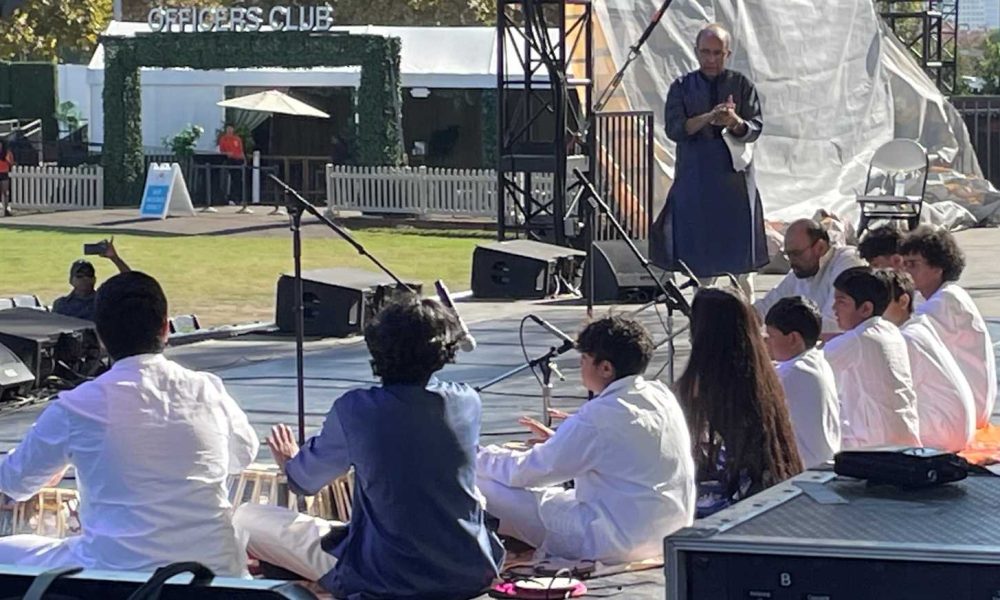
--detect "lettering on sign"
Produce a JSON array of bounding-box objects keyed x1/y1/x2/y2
[{"x1": 147, "y1": 5, "x2": 335, "y2": 33}]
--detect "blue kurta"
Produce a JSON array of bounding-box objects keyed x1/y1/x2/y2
[
  {"x1": 650, "y1": 69, "x2": 769, "y2": 277},
  {"x1": 285, "y1": 380, "x2": 505, "y2": 599}
]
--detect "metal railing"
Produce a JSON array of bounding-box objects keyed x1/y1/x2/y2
[
  {"x1": 590, "y1": 110, "x2": 655, "y2": 241},
  {"x1": 950, "y1": 95, "x2": 1000, "y2": 189}
]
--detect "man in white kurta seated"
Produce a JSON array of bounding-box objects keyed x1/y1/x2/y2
[
  {"x1": 824, "y1": 267, "x2": 921, "y2": 449},
  {"x1": 0, "y1": 272, "x2": 259, "y2": 575},
  {"x1": 877, "y1": 269, "x2": 975, "y2": 451},
  {"x1": 900, "y1": 226, "x2": 997, "y2": 429},
  {"x1": 755, "y1": 219, "x2": 864, "y2": 337},
  {"x1": 476, "y1": 316, "x2": 696, "y2": 564},
  {"x1": 763, "y1": 297, "x2": 841, "y2": 468}
]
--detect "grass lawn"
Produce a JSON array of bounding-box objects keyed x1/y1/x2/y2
[{"x1": 0, "y1": 227, "x2": 492, "y2": 326}]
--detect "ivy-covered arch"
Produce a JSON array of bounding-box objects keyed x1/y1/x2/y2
[{"x1": 101, "y1": 31, "x2": 404, "y2": 205}]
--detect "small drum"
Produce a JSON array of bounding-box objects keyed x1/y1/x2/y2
[
  {"x1": 0, "y1": 488, "x2": 81, "y2": 539},
  {"x1": 229, "y1": 463, "x2": 354, "y2": 522}
]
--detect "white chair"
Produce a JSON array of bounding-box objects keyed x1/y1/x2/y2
[{"x1": 856, "y1": 139, "x2": 928, "y2": 235}]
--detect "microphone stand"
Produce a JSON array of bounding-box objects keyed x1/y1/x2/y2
[
  {"x1": 476, "y1": 340, "x2": 574, "y2": 428},
  {"x1": 573, "y1": 167, "x2": 690, "y2": 382},
  {"x1": 269, "y1": 173, "x2": 414, "y2": 445}
]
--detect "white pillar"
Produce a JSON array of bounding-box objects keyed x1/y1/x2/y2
[{"x1": 252, "y1": 150, "x2": 261, "y2": 204}]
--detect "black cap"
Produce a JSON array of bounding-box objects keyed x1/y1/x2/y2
[{"x1": 70, "y1": 259, "x2": 95, "y2": 278}]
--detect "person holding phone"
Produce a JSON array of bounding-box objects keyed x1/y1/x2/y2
[{"x1": 52, "y1": 238, "x2": 131, "y2": 321}]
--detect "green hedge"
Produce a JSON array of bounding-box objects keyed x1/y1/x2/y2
[
  {"x1": 101, "y1": 31, "x2": 404, "y2": 206},
  {"x1": 480, "y1": 89, "x2": 497, "y2": 168},
  {"x1": 0, "y1": 63, "x2": 10, "y2": 111},
  {"x1": 0, "y1": 62, "x2": 57, "y2": 140}
]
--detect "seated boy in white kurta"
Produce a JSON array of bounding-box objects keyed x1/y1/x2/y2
[{"x1": 476, "y1": 315, "x2": 696, "y2": 564}]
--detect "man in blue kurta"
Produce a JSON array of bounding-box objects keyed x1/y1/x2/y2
[
  {"x1": 234, "y1": 294, "x2": 504, "y2": 599},
  {"x1": 650, "y1": 23, "x2": 768, "y2": 281}
]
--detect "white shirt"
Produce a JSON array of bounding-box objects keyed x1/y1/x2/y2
[
  {"x1": 755, "y1": 245, "x2": 865, "y2": 334},
  {"x1": 774, "y1": 348, "x2": 841, "y2": 468},
  {"x1": 823, "y1": 317, "x2": 921, "y2": 449},
  {"x1": 476, "y1": 375, "x2": 695, "y2": 563},
  {"x1": 900, "y1": 314, "x2": 976, "y2": 451},
  {"x1": 0, "y1": 354, "x2": 259, "y2": 576},
  {"x1": 917, "y1": 283, "x2": 997, "y2": 429}
]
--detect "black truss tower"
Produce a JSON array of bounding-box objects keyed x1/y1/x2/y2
[
  {"x1": 880, "y1": 0, "x2": 959, "y2": 95},
  {"x1": 496, "y1": 0, "x2": 594, "y2": 244}
]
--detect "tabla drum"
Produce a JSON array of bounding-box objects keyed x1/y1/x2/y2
[
  {"x1": 0, "y1": 488, "x2": 81, "y2": 538},
  {"x1": 229, "y1": 463, "x2": 354, "y2": 522}
]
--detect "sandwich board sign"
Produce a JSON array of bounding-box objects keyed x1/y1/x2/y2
[{"x1": 139, "y1": 163, "x2": 196, "y2": 219}]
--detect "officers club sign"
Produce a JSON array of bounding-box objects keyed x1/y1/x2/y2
[{"x1": 147, "y1": 5, "x2": 335, "y2": 33}]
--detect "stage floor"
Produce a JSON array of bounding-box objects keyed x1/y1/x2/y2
[{"x1": 0, "y1": 224, "x2": 999, "y2": 598}]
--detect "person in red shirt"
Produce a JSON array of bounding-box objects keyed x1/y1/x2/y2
[
  {"x1": 0, "y1": 139, "x2": 14, "y2": 217},
  {"x1": 217, "y1": 126, "x2": 245, "y2": 204},
  {"x1": 218, "y1": 125, "x2": 245, "y2": 162}
]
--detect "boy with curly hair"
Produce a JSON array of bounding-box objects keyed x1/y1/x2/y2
[
  {"x1": 900, "y1": 226, "x2": 996, "y2": 429},
  {"x1": 235, "y1": 294, "x2": 504, "y2": 599}
]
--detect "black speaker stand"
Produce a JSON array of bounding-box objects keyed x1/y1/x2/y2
[{"x1": 573, "y1": 168, "x2": 690, "y2": 383}]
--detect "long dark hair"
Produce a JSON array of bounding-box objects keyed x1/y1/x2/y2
[{"x1": 676, "y1": 288, "x2": 803, "y2": 497}]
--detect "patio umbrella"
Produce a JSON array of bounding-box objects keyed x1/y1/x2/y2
[{"x1": 216, "y1": 89, "x2": 330, "y2": 118}]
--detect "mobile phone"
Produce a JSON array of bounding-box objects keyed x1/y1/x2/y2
[{"x1": 83, "y1": 241, "x2": 107, "y2": 255}]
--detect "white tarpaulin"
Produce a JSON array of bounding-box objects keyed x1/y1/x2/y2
[{"x1": 593, "y1": 0, "x2": 994, "y2": 226}]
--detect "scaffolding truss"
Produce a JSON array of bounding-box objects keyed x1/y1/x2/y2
[
  {"x1": 495, "y1": 0, "x2": 594, "y2": 244},
  {"x1": 879, "y1": 0, "x2": 959, "y2": 95}
]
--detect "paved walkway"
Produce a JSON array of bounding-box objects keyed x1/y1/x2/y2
[{"x1": 0, "y1": 206, "x2": 491, "y2": 237}]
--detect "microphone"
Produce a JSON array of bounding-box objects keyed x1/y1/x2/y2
[
  {"x1": 435, "y1": 280, "x2": 476, "y2": 352},
  {"x1": 528, "y1": 314, "x2": 576, "y2": 354}
]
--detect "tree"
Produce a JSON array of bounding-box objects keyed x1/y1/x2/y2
[
  {"x1": 975, "y1": 33, "x2": 1000, "y2": 94},
  {"x1": 122, "y1": 0, "x2": 494, "y2": 26},
  {"x1": 0, "y1": 0, "x2": 111, "y2": 62}
]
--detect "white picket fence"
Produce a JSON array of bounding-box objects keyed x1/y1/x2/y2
[
  {"x1": 325, "y1": 165, "x2": 554, "y2": 219},
  {"x1": 11, "y1": 165, "x2": 104, "y2": 211}
]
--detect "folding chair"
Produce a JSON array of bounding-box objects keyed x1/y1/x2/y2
[{"x1": 856, "y1": 139, "x2": 928, "y2": 235}]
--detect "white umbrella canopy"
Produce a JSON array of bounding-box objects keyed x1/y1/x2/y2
[{"x1": 217, "y1": 89, "x2": 330, "y2": 118}]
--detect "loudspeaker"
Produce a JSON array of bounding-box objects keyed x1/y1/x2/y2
[
  {"x1": 275, "y1": 268, "x2": 423, "y2": 337},
  {"x1": 0, "y1": 308, "x2": 103, "y2": 388},
  {"x1": 0, "y1": 342, "x2": 33, "y2": 399},
  {"x1": 471, "y1": 240, "x2": 586, "y2": 299},
  {"x1": 582, "y1": 239, "x2": 670, "y2": 303}
]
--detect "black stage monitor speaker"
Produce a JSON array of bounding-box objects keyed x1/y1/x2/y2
[
  {"x1": 0, "y1": 341, "x2": 33, "y2": 399},
  {"x1": 275, "y1": 268, "x2": 423, "y2": 338},
  {"x1": 471, "y1": 240, "x2": 586, "y2": 299},
  {"x1": 582, "y1": 239, "x2": 670, "y2": 303},
  {"x1": 666, "y1": 471, "x2": 1000, "y2": 600},
  {"x1": 0, "y1": 308, "x2": 103, "y2": 388}
]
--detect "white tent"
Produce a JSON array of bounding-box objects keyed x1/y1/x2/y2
[{"x1": 593, "y1": 0, "x2": 996, "y2": 226}]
